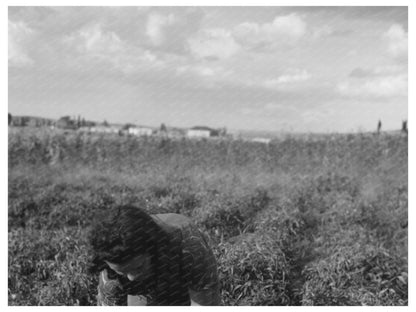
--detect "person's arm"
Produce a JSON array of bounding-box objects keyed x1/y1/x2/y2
[
  {"x1": 189, "y1": 286, "x2": 221, "y2": 306},
  {"x1": 97, "y1": 269, "x2": 128, "y2": 306}
]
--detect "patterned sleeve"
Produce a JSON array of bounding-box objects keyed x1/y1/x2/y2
[
  {"x1": 96, "y1": 269, "x2": 128, "y2": 306},
  {"x1": 181, "y1": 224, "x2": 220, "y2": 292}
]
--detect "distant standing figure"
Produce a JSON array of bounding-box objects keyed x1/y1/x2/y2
[
  {"x1": 402, "y1": 120, "x2": 408, "y2": 134},
  {"x1": 377, "y1": 120, "x2": 382, "y2": 134},
  {"x1": 89, "y1": 205, "x2": 221, "y2": 306}
]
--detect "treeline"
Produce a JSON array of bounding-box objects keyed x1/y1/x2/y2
[{"x1": 8, "y1": 114, "x2": 97, "y2": 129}]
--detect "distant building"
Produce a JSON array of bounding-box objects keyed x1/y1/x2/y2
[
  {"x1": 252, "y1": 137, "x2": 271, "y2": 144},
  {"x1": 128, "y1": 127, "x2": 154, "y2": 136},
  {"x1": 89, "y1": 124, "x2": 122, "y2": 134},
  {"x1": 187, "y1": 126, "x2": 220, "y2": 138},
  {"x1": 154, "y1": 125, "x2": 186, "y2": 138},
  {"x1": 78, "y1": 126, "x2": 91, "y2": 132}
]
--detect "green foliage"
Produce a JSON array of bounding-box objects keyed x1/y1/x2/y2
[
  {"x1": 216, "y1": 232, "x2": 289, "y2": 305},
  {"x1": 8, "y1": 128, "x2": 407, "y2": 305},
  {"x1": 8, "y1": 227, "x2": 96, "y2": 305},
  {"x1": 194, "y1": 188, "x2": 270, "y2": 240},
  {"x1": 302, "y1": 243, "x2": 407, "y2": 305}
]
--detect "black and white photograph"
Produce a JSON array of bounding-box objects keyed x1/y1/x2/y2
[{"x1": 7, "y1": 3, "x2": 409, "y2": 306}]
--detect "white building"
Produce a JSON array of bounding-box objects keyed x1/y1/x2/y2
[
  {"x1": 90, "y1": 126, "x2": 120, "y2": 134},
  {"x1": 187, "y1": 129, "x2": 211, "y2": 138},
  {"x1": 187, "y1": 126, "x2": 219, "y2": 138},
  {"x1": 128, "y1": 127, "x2": 153, "y2": 136},
  {"x1": 252, "y1": 137, "x2": 271, "y2": 144}
]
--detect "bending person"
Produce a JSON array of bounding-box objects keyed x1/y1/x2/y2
[{"x1": 88, "y1": 204, "x2": 221, "y2": 306}]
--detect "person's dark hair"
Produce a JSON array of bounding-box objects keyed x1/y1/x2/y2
[{"x1": 88, "y1": 204, "x2": 169, "y2": 274}]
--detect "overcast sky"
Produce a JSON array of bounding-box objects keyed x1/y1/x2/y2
[{"x1": 8, "y1": 6, "x2": 408, "y2": 132}]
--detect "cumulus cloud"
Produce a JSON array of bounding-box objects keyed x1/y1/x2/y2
[
  {"x1": 349, "y1": 65, "x2": 406, "y2": 78},
  {"x1": 264, "y1": 69, "x2": 311, "y2": 89},
  {"x1": 142, "y1": 9, "x2": 204, "y2": 55},
  {"x1": 276, "y1": 69, "x2": 311, "y2": 84},
  {"x1": 63, "y1": 23, "x2": 163, "y2": 73},
  {"x1": 146, "y1": 13, "x2": 177, "y2": 46},
  {"x1": 311, "y1": 25, "x2": 352, "y2": 40},
  {"x1": 8, "y1": 20, "x2": 35, "y2": 67},
  {"x1": 311, "y1": 25, "x2": 334, "y2": 39},
  {"x1": 337, "y1": 74, "x2": 407, "y2": 98},
  {"x1": 176, "y1": 63, "x2": 233, "y2": 81},
  {"x1": 233, "y1": 13, "x2": 306, "y2": 50},
  {"x1": 187, "y1": 28, "x2": 240, "y2": 60},
  {"x1": 64, "y1": 23, "x2": 124, "y2": 55},
  {"x1": 339, "y1": 64, "x2": 407, "y2": 98},
  {"x1": 271, "y1": 14, "x2": 306, "y2": 38},
  {"x1": 384, "y1": 24, "x2": 407, "y2": 60}
]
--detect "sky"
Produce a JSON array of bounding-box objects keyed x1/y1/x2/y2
[{"x1": 8, "y1": 6, "x2": 408, "y2": 133}]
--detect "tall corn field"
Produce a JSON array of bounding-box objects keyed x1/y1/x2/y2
[{"x1": 8, "y1": 127, "x2": 408, "y2": 305}]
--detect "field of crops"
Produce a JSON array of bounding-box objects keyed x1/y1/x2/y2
[{"x1": 8, "y1": 127, "x2": 408, "y2": 306}]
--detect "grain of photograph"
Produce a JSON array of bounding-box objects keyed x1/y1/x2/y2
[{"x1": 8, "y1": 5, "x2": 408, "y2": 306}]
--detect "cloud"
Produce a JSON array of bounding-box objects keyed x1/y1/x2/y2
[
  {"x1": 311, "y1": 25, "x2": 334, "y2": 39},
  {"x1": 340, "y1": 64, "x2": 407, "y2": 98},
  {"x1": 337, "y1": 73, "x2": 407, "y2": 98},
  {"x1": 384, "y1": 24, "x2": 407, "y2": 60},
  {"x1": 146, "y1": 13, "x2": 176, "y2": 46},
  {"x1": 349, "y1": 65, "x2": 405, "y2": 78},
  {"x1": 233, "y1": 13, "x2": 306, "y2": 50},
  {"x1": 172, "y1": 62, "x2": 236, "y2": 90},
  {"x1": 141, "y1": 9, "x2": 204, "y2": 55},
  {"x1": 175, "y1": 63, "x2": 233, "y2": 86},
  {"x1": 177, "y1": 64, "x2": 215, "y2": 77},
  {"x1": 8, "y1": 20, "x2": 35, "y2": 67},
  {"x1": 64, "y1": 23, "x2": 124, "y2": 55},
  {"x1": 187, "y1": 28, "x2": 240, "y2": 60},
  {"x1": 271, "y1": 13, "x2": 306, "y2": 38},
  {"x1": 264, "y1": 69, "x2": 311, "y2": 89},
  {"x1": 311, "y1": 25, "x2": 352, "y2": 40},
  {"x1": 63, "y1": 23, "x2": 164, "y2": 74}
]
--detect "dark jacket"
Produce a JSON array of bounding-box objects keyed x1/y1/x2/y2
[{"x1": 97, "y1": 213, "x2": 219, "y2": 306}]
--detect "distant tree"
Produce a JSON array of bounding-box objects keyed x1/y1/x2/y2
[
  {"x1": 122, "y1": 123, "x2": 135, "y2": 130},
  {"x1": 103, "y1": 120, "x2": 109, "y2": 127},
  {"x1": 57, "y1": 116, "x2": 76, "y2": 129},
  {"x1": 84, "y1": 120, "x2": 96, "y2": 127},
  {"x1": 160, "y1": 123, "x2": 167, "y2": 132},
  {"x1": 218, "y1": 127, "x2": 227, "y2": 136},
  {"x1": 377, "y1": 120, "x2": 382, "y2": 134},
  {"x1": 8, "y1": 113, "x2": 12, "y2": 125}
]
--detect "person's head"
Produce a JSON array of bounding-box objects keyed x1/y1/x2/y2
[
  {"x1": 105, "y1": 253, "x2": 152, "y2": 282},
  {"x1": 88, "y1": 204, "x2": 169, "y2": 281}
]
